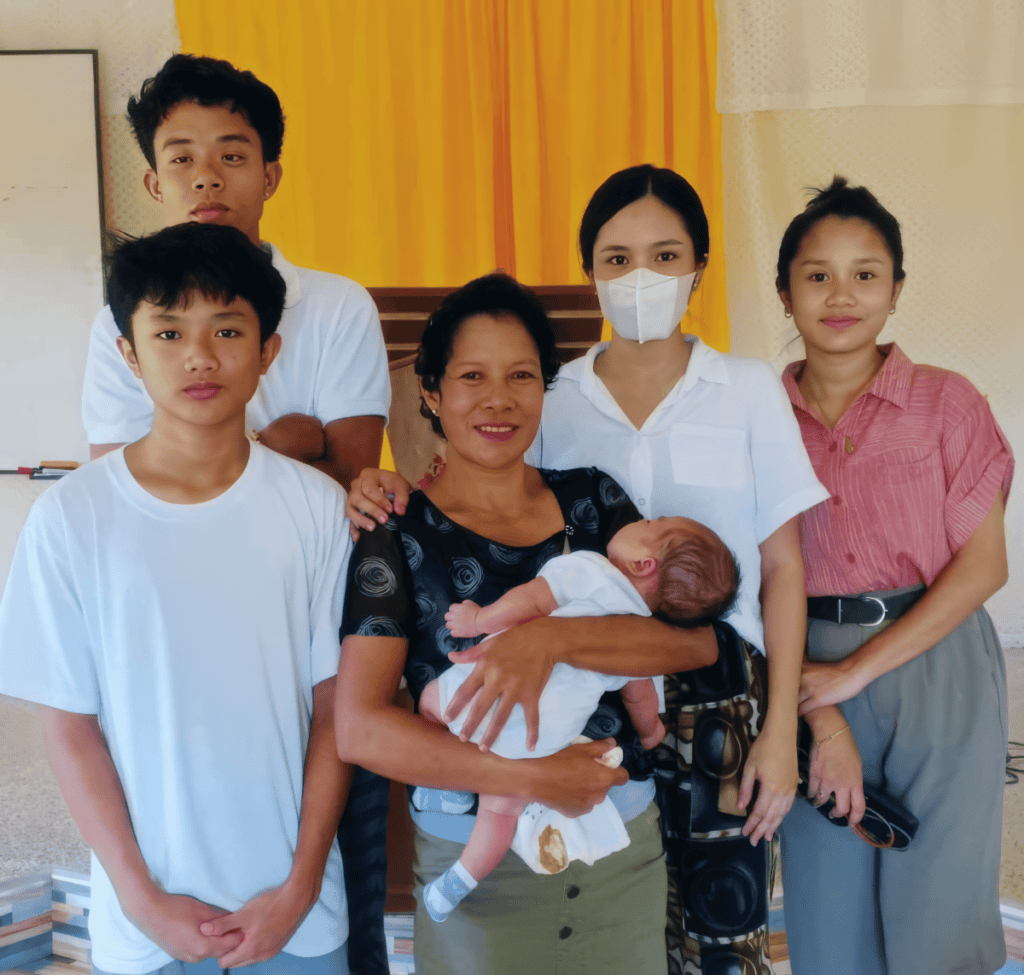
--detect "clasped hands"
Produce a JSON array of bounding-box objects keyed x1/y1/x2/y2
[{"x1": 128, "y1": 875, "x2": 316, "y2": 968}]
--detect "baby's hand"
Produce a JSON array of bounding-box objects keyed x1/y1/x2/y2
[{"x1": 445, "y1": 601, "x2": 483, "y2": 637}]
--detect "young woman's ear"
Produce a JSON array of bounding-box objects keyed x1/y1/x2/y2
[
  {"x1": 691, "y1": 258, "x2": 708, "y2": 294},
  {"x1": 889, "y1": 278, "x2": 905, "y2": 313},
  {"x1": 778, "y1": 289, "x2": 792, "y2": 318}
]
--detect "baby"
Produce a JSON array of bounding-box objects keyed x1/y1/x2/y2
[{"x1": 419, "y1": 516, "x2": 739, "y2": 922}]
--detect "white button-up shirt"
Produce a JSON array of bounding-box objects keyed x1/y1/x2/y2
[{"x1": 528, "y1": 337, "x2": 829, "y2": 651}]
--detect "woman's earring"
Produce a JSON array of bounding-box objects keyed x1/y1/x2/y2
[
  {"x1": 889, "y1": 308, "x2": 896, "y2": 315},
  {"x1": 431, "y1": 408, "x2": 439, "y2": 416},
  {"x1": 784, "y1": 309, "x2": 792, "y2": 318}
]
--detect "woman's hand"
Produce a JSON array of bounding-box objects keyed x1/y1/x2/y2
[
  {"x1": 345, "y1": 468, "x2": 414, "y2": 536},
  {"x1": 808, "y1": 729, "x2": 865, "y2": 827},
  {"x1": 523, "y1": 738, "x2": 628, "y2": 817},
  {"x1": 445, "y1": 617, "x2": 558, "y2": 751},
  {"x1": 798, "y1": 659, "x2": 868, "y2": 713},
  {"x1": 738, "y1": 723, "x2": 798, "y2": 845}
]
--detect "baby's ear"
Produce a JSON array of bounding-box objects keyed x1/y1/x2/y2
[{"x1": 632, "y1": 555, "x2": 659, "y2": 577}]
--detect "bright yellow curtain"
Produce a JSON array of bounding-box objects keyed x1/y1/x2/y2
[{"x1": 175, "y1": 0, "x2": 728, "y2": 467}]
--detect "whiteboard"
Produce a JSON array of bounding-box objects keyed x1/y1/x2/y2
[{"x1": 0, "y1": 51, "x2": 104, "y2": 468}]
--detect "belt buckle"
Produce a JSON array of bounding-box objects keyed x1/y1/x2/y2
[{"x1": 859, "y1": 595, "x2": 887, "y2": 627}]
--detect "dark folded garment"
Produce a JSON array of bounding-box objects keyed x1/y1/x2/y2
[{"x1": 797, "y1": 721, "x2": 919, "y2": 850}]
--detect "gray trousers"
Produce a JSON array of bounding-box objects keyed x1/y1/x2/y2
[{"x1": 779, "y1": 589, "x2": 1008, "y2": 975}]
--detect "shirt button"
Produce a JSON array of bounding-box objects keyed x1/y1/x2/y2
[
  {"x1": 638, "y1": 498, "x2": 646, "y2": 505},
  {"x1": 829, "y1": 442, "x2": 838, "y2": 453},
  {"x1": 846, "y1": 552, "x2": 856, "y2": 563},
  {"x1": 559, "y1": 926, "x2": 573, "y2": 939},
  {"x1": 566, "y1": 885, "x2": 580, "y2": 899},
  {"x1": 832, "y1": 497, "x2": 842, "y2": 506}
]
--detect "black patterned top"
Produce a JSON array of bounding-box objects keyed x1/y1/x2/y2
[{"x1": 342, "y1": 466, "x2": 653, "y2": 777}]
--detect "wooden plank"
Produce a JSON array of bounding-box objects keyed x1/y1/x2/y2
[
  {"x1": 0, "y1": 912, "x2": 52, "y2": 941},
  {"x1": 0, "y1": 921, "x2": 51, "y2": 948}
]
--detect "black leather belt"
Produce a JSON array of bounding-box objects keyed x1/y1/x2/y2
[{"x1": 807, "y1": 588, "x2": 925, "y2": 626}]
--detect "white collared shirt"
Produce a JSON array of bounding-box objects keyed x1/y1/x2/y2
[
  {"x1": 82, "y1": 244, "x2": 390, "y2": 443},
  {"x1": 528, "y1": 337, "x2": 829, "y2": 651}
]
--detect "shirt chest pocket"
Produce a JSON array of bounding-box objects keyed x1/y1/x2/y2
[{"x1": 669, "y1": 423, "x2": 748, "y2": 489}]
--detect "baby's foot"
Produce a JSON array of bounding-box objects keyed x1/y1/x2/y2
[
  {"x1": 411, "y1": 787, "x2": 475, "y2": 815},
  {"x1": 423, "y1": 861, "x2": 478, "y2": 922}
]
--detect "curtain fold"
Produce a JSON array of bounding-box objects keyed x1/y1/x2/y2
[{"x1": 175, "y1": 0, "x2": 727, "y2": 348}]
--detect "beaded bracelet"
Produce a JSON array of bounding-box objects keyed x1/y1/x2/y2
[{"x1": 814, "y1": 723, "x2": 851, "y2": 746}]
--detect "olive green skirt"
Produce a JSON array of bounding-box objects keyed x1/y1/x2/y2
[{"x1": 412, "y1": 801, "x2": 668, "y2": 975}]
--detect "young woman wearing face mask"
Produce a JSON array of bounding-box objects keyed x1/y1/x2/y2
[
  {"x1": 775, "y1": 178, "x2": 1012, "y2": 975},
  {"x1": 348, "y1": 165, "x2": 830, "y2": 973}
]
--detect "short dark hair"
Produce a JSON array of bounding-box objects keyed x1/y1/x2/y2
[
  {"x1": 415, "y1": 274, "x2": 560, "y2": 437},
  {"x1": 107, "y1": 223, "x2": 286, "y2": 347},
  {"x1": 127, "y1": 54, "x2": 285, "y2": 169},
  {"x1": 776, "y1": 176, "x2": 906, "y2": 292},
  {"x1": 578, "y1": 164, "x2": 710, "y2": 275},
  {"x1": 653, "y1": 525, "x2": 740, "y2": 629}
]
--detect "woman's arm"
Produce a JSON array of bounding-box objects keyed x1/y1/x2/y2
[
  {"x1": 443, "y1": 614, "x2": 718, "y2": 751},
  {"x1": 799, "y1": 495, "x2": 1008, "y2": 712},
  {"x1": 334, "y1": 634, "x2": 627, "y2": 816},
  {"x1": 735, "y1": 517, "x2": 804, "y2": 844}
]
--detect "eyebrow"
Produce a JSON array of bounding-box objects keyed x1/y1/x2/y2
[
  {"x1": 797, "y1": 256, "x2": 886, "y2": 266},
  {"x1": 597, "y1": 239, "x2": 686, "y2": 253},
  {"x1": 160, "y1": 133, "x2": 254, "y2": 151}
]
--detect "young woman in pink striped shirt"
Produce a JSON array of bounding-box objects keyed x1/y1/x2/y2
[{"x1": 776, "y1": 177, "x2": 1013, "y2": 975}]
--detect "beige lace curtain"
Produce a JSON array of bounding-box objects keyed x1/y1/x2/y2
[{"x1": 716, "y1": 0, "x2": 1024, "y2": 641}]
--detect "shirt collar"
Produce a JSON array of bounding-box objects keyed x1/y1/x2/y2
[
  {"x1": 263, "y1": 242, "x2": 302, "y2": 309},
  {"x1": 576, "y1": 333, "x2": 730, "y2": 395},
  {"x1": 783, "y1": 342, "x2": 913, "y2": 413}
]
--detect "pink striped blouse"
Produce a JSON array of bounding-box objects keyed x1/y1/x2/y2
[{"x1": 783, "y1": 344, "x2": 1014, "y2": 597}]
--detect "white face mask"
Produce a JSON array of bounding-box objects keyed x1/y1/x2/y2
[{"x1": 595, "y1": 267, "x2": 697, "y2": 344}]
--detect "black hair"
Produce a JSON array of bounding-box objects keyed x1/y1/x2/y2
[
  {"x1": 578, "y1": 164, "x2": 710, "y2": 275},
  {"x1": 776, "y1": 176, "x2": 906, "y2": 292},
  {"x1": 106, "y1": 223, "x2": 286, "y2": 347},
  {"x1": 415, "y1": 274, "x2": 560, "y2": 437},
  {"x1": 127, "y1": 54, "x2": 285, "y2": 169}
]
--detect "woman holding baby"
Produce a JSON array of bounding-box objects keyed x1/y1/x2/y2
[
  {"x1": 342, "y1": 165, "x2": 829, "y2": 974},
  {"x1": 335, "y1": 271, "x2": 718, "y2": 975}
]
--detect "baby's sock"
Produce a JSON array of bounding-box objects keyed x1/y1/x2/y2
[{"x1": 423, "y1": 860, "x2": 477, "y2": 922}]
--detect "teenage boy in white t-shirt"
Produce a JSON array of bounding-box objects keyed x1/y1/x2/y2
[
  {"x1": 0, "y1": 223, "x2": 353, "y2": 975},
  {"x1": 81, "y1": 55, "x2": 392, "y2": 975}
]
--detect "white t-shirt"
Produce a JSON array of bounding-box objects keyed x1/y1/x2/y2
[
  {"x1": 0, "y1": 444, "x2": 352, "y2": 973},
  {"x1": 82, "y1": 244, "x2": 391, "y2": 444},
  {"x1": 437, "y1": 551, "x2": 648, "y2": 760},
  {"x1": 528, "y1": 337, "x2": 829, "y2": 652}
]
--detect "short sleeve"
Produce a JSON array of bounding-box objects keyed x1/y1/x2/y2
[
  {"x1": 746, "y1": 361, "x2": 830, "y2": 542},
  {"x1": 82, "y1": 306, "x2": 154, "y2": 445},
  {"x1": 942, "y1": 391, "x2": 1014, "y2": 552},
  {"x1": 0, "y1": 499, "x2": 100, "y2": 712},
  {"x1": 312, "y1": 283, "x2": 391, "y2": 423},
  {"x1": 341, "y1": 521, "x2": 413, "y2": 640},
  {"x1": 308, "y1": 487, "x2": 355, "y2": 685}
]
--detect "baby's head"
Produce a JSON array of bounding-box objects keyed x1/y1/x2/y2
[{"x1": 607, "y1": 517, "x2": 739, "y2": 628}]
